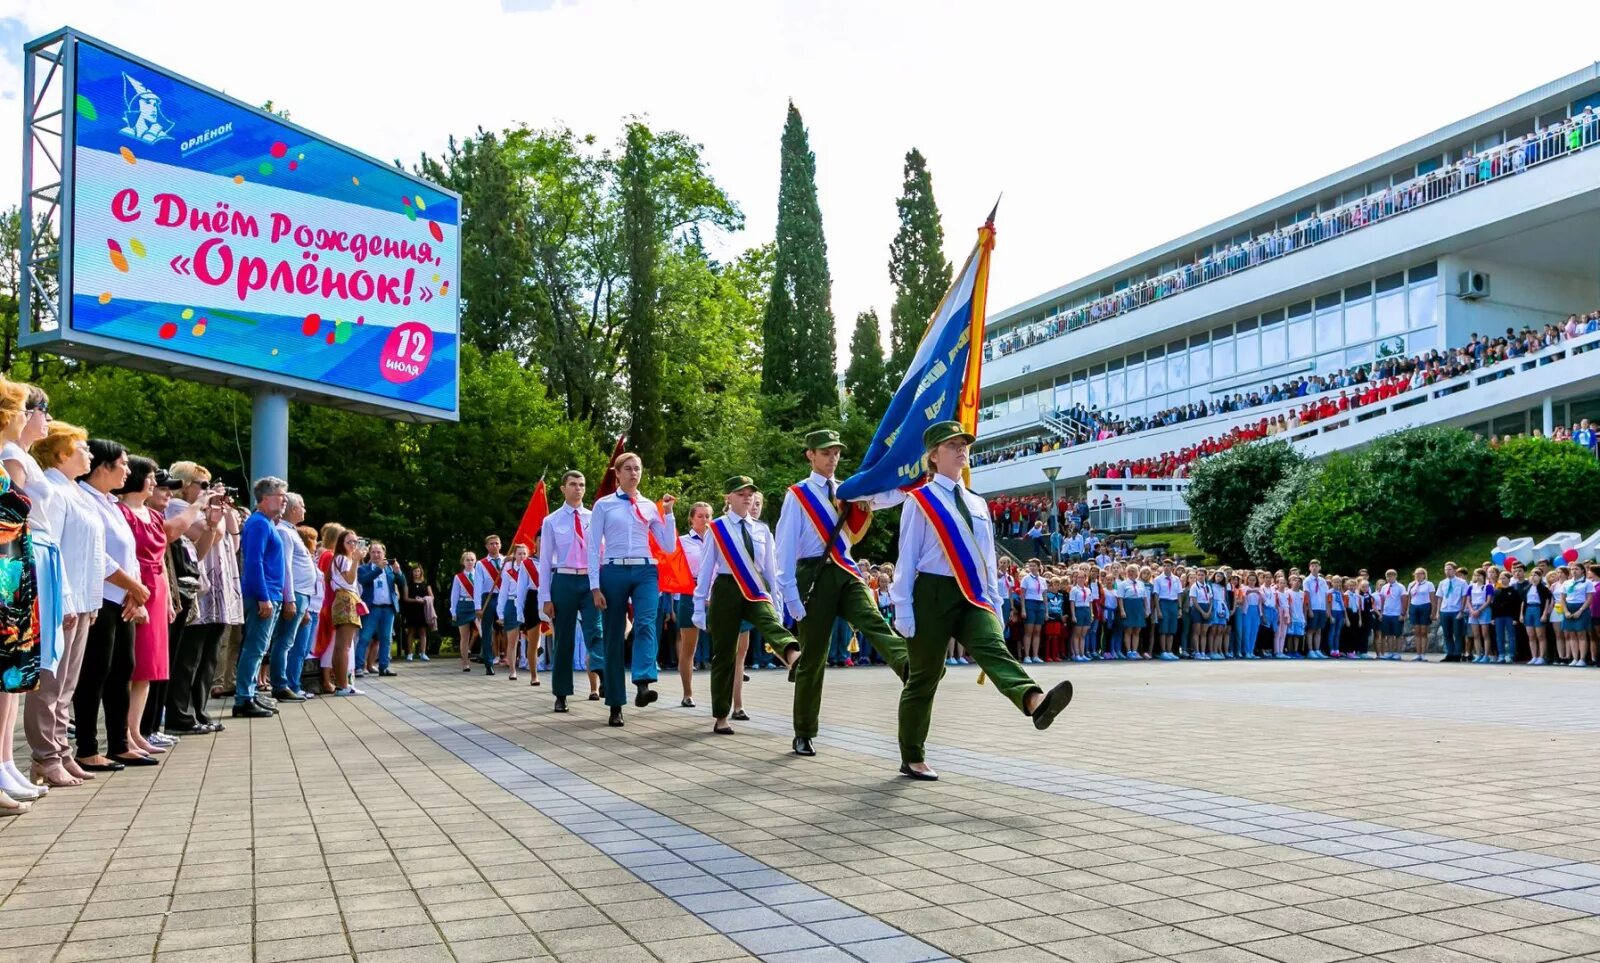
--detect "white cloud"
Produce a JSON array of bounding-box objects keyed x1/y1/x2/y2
[{"x1": 5, "y1": 0, "x2": 1596, "y2": 364}]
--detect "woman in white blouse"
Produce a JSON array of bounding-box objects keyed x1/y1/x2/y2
[
  {"x1": 22, "y1": 423, "x2": 101, "y2": 787},
  {"x1": 586, "y1": 452, "x2": 677, "y2": 728}
]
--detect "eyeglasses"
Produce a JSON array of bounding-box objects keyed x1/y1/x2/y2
[{"x1": 27, "y1": 401, "x2": 47, "y2": 415}]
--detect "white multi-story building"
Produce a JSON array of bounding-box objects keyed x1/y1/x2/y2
[{"x1": 971, "y1": 64, "x2": 1600, "y2": 527}]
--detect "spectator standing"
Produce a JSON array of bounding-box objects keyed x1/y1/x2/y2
[
  {"x1": 271, "y1": 493, "x2": 316, "y2": 701},
  {"x1": 295, "y1": 526, "x2": 324, "y2": 687},
  {"x1": 357, "y1": 542, "x2": 401, "y2": 677},
  {"x1": 233, "y1": 477, "x2": 288, "y2": 719},
  {"x1": 114, "y1": 457, "x2": 173, "y2": 760},
  {"x1": 327, "y1": 528, "x2": 364, "y2": 694},
  {"x1": 0, "y1": 380, "x2": 40, "y2": 807},
  {"x1": 169, "y1": 465, "x2": 236, "y2": 733},
  {"x1": 400, "y1": 563, "x2": 433, "y2": 662},
  {"x1": 134, "y1": 466, "x2": 212, "y2": 747}
]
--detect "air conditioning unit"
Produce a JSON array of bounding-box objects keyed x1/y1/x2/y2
[{"x1": 1456, "y1": 270, "x2": 1490, "y2": 300}]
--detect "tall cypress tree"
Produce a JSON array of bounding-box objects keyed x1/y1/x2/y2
[
  {"x1": 620, "y1": 122, "x2": 664, "y2": 470},
  {"x1": 762, "y1": 101, "x2": 837, "y2": 427},
  {"x1": 844, "y1": 309, "x2": 890, "y2": 423},
  {"x1": 887, "y1": 148, "x2": 951, "y2": 381}
]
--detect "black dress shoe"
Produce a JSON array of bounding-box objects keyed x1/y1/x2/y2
[
  {"x1": 554, "y1": 697, "x2": 567, "y2": 713},
  {"x1": 588, "y1": 692, "x2": 600, "y2": 700},
  {"x1": 1031, "y1": 680, "x2": 1074, "y2": 731},
  {"x1": 271, "y1": 689, "x2": 306, "y2": 702},
  {"x1": 77, "y1": 759, "x2": 125, "y2": 772},
  {"x1": 899, "y1": 763, "x2": 939, "y2": 781},
  {"x1": 634, "y1": 684, "x2": 657, "y2": 708},
  {"x1": 742, "y1": 673, "x2": 750, "y2": 682},
  {"x1": 484, "y1": 666, "x2": 495, "y2": 676},
  {"x1": 167, "y1": 726, "x2": 214, "y2": 736},
  {"x1": 232, "y1": 702, "x2": 275, "y2": 719},
  {"x1": 608, "y1": 707, "x2": 624, "y2": 727},
  {"x1": 792, "y1": 736, "x2": 815, "y2": 756},
  {"x1": 731, "y1": 709, "x2": 749, "y2": 721},
  {"x1": 713, "y1": 725, "x2": 735, "y2": 735},
  {"x1": 379, "y1": 669, "x2": 398, "y2": 677},
  {"x1": 112, "y1": 754, "x2": 159, "y2": 767}
]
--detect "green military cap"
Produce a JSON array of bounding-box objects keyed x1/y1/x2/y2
[
  {"x1": 723, "y1": 475, "x2": 758, "y2": 494},
  {"x1": 922, "y1": 419, "x2": 976, "y2": 451},
  {"x1": 803, "y1": 428, "x2": 846, "y2": 452}
]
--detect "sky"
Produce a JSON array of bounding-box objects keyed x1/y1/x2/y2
[{"x1": 4, "y1": 0, "x2": 1599, "y2": 362}]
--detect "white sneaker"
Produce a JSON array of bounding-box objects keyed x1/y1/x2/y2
[
  {"x1": 419, "y1": 653, "x2": 431, "y2": 662},
  {"x1": 1530, "y1": 658, "x2": 1546, "y2": 665},
  {"x1": 405, "y1": 654, "x2": 413, "y2": 662},
  {"x1": 149, "y1": 733, "x2": 178, "y2": 747},
  {"x1": 335, "y1": 685, "x2": 365, "y2": 696},
  {"x1": 1574, "y1": 660, "x2": 1588, "y2": 668}
]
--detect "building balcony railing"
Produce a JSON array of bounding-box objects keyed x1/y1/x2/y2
[{"x1": 984, "y1": 110, "x2": 1600, "y2": 362}]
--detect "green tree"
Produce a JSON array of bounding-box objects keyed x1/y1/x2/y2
[
  {"x1": 1243, "y1": 462, "x2": 1318, "y2": 569},
  {"x1": 763, "y1": 102, "x2": 837, "y2": 428},
  {"x1": 1496, "y1": 436, "x2": 1600, "y2": 528},
  {"x1": 619, "y1": 122, "x2": 664, "y2": 470},
  {"x1": 844, "y1": 309, "x2": 890, "y2": 422},
  {"x1": 887, "y1": 148, "x2": 951, "y2": 380},
  {"x1": 1186, "y1": 441, "x2": 1304, "y2": 565}
]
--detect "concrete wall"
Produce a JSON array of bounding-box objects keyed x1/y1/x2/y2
[{"x1": 1438, "y1": 254, "x2": 1597, "y2": 347}]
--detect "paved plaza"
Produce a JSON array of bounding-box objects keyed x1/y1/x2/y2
[{"x1": 4, "y1": 660, "x2": 1600, "y2": 962}]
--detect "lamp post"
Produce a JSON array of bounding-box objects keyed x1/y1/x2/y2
[{"x1": 1043, "y1": 465, "x2": 1061, "y2": 535}]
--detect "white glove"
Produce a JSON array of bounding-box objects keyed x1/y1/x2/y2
[
  {"x1": 692, "y1": 612, "x2": 706, "y2": 631},
  {"x1": 894, "y1": 617, "x2": 916, "y2": 639},
  {"x1": 785, "y1": 598, "x2": 807, "y2": 623}
]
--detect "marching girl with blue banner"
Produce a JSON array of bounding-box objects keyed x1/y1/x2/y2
[
  {"x1": 888, "y1": 424, "x2": 1075, "y2": 781},
  {"x1": 692, "y1": 477, "x2": 798, "y2": 736}
]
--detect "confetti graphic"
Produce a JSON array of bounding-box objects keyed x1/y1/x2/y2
[
  {"x1": 98, "y1": 292, "x2": 112, "y2": 305},
  {"x1": 181, "y1": 308, "x2": 194, "y2": 320},
  {"x1": 75, "y1": 94, "x2": 97, "y2": 121},
  {"x1": 258, "y1": 161, "x2": 274, "y2": 176},
  {"x1": 428, "y1": 220, "x2": 444, "y2": 243},
  {"x1": 269, "y1": 142, "x2": 288, "y2": 158},
  {"x1": 158, "y1": 322, "x2": 177, "y2": 340},
  {"x1": 129, "y1": 238, "x2": 146, "y2": 258},
  {"x1": 106, "y1": 239, "x2": 129, "y2": 273},
  {"x1": 119, "y1": 146, "x2": 136, "y2": 164},
  {"x1": 191, "y1": 319, "x2": 207, "y2": 337},
  {"x1": 301, "y1": 313, "x2": 321, "y2": 337}
]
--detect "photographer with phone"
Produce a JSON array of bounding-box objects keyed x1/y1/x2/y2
[{"x1": 166, "y1": 465, "x2": 238, "y2": 732}]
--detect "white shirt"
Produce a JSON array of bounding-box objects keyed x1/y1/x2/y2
[
  {"x1": 49, "y1": 467, "x2": 105, "y2": 613},
  {"x1": 276, "y1": 519, "x2": 316, "y2": 596},
  {"x1": 1021, "y1": 573, "x2": 1047, "y2": 601},
  {"x1": 449, "y1": 569, "x2": 474, "y2": 611},
  {"x1": 693, "y1": 511, "x2": 781, "y2": 624},
  {"x1": 1304, "y1": 574, "x2": 1329, "y2": 610},
  {"x1": 586, "y1": 491, "x2": 677, "y2": 590},
  {"x1": 775, "y1": 472, "x2": 898, "y2": 603},
  {"x1": 472, "y1": 554, "x2": 505, "y2": 606},
  {"x1": 80, "y1": 481, "x2": 137, "y2": 605},
  {"x1": 1070, "y1": 585, "x2": 1092, "y2": 607},
  {"x1": 500, "y1": 558, "x2": 535, "y2": 619},
  {"x1": 1378, "y1": 582, "x2": 1405, "y2": 616},
  {"x1": 331, "y1": 555, "x2": 359, "y2": 595},
  {"x1": 371, "y1": 571, "x2": 392, "y2": 607},
  {"x1": 1564, "y1": 578, "x2": 1591, "y2": 609},
  {"x1": 1408, "y1": 580, "x2": 1436, "y2": 605},
  {"x1": 680, "y1": 528, "x2": 710, "y2": 587},
  {"x1": 1, "y1": 443, "x2": 59, "y2": 546},
  {"x1": 890, "y1": 473, "x2": 1001, "y2": 625},
  {"x1": 1438, "y1": 575, "x2": 1468, "y2": 613},
  {"x1": 1153, "y1": 573, "x2": 1182, "y2": 601},
  {"x1": 536, "y1": 503, "x2": 594, "y2": 606}
]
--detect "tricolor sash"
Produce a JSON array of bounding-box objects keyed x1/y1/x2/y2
[
  {"x1": 478, "y1": 557, "x2": 502, "y2": 590},
  {"x1": 709, "y1": 516, "x2": 770, "y2": 603},
  {"x1": 789, "y1": 482, "x2": 864, "y2": 582},
  {"x1": 908, "y1": 484, "x2": 995, "y2": 614},
  {"x1": 455, "y1": 572, "x2": 472, "y2": 596}
]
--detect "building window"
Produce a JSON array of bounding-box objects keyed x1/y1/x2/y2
[
  {"x1": 1168, "y1": 349, "x2": 1188, "y2": 391},
  {"x1": 1375, "y1": 290, "x2": 1406, "y2": 337},
  {"x1": 1147, "y1": 356, "x2": 1166, "y2": 396},
  {"x1": 1409, "y1": 278, "x2": 1438, "y2": 330},
  {"x1": 1213, "y1": 334, "x2": 1235, "y2": 379},
  {"x1": 1407, "y1": 327, "x2": 1437, "y2": 355},
  {"x1": 1126, "y1": 360, "x2": 1146, "y2": 402},
  {"x1": 1233, "y1": 329, "x2": 1258, "y2": 373},
  {"x1": 1345, "y1": 297, "x2": 1374, "y2": 344},
  {"x1": 1346, "y1": 342, "x2": 1374, "y2": 368},
  {"x1": 1316, "y1": 305, "x2": 1343, "y2": 352},
  {"x1": 1191, "y1": 342, "x2": 1211, "y2": 385},
  {"x1": 1261, "y1": 319, "x2": 1287, "y2": 367}
]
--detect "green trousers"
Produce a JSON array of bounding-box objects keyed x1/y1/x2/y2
[
  {"x1": 901, "y1": 575, "x2": 1041, "y2": 764},
  {"x1": 708, "y1": 576, "x2": 795, "y2": 721},
  {"x1": 792, "y1": 560, "x2": 909, "y2": 739}
]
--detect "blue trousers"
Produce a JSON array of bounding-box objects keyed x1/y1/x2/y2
[
  {"x1": 599, "y1": 564, "x2": 659, "y2": 706},
  {"x1": 1237, "y1": 607, "x2": 1261, "y2": 656},
  {"x1": 359, "y1": 607, "x2": 396, "y2": 671},
  {"x1": 1494, "y1": 617, "x2": 1516, "y2": 660},
  {"x1": 1439, "y1": 611, "x2": 1462, "y2": 657},
  {"x1": 236, "y1": 598, "x2": 280, "y2": 705},
  {"x1": 479, "y1": 592, "x2": 499, "y2": 666},
  {"x1": 1327, "y1": 612, "x2": 1343, "y2": 652},
  {"x1": 291, "y1": 610, "x2": 318, "y2": 684},
  {"x1": 269, "y1": 592, "x2": 310, "y2": 691},
  {"x1": 550, "y1": 573, "x2": 603, "y2": 697}
]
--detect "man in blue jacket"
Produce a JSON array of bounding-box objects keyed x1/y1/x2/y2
[
  {"x1": 235, "y1": 477, "x2": 288, "y2": 719},
  {"x1": 358, "y1": 543, "x2": 404, "y2": 677}
]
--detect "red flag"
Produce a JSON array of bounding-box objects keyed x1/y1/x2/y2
[
  {"x1": 512, "y1": 479, "x2": 548, "y2": 555},
  {"x1": 594, "y1": 433, "x2": 628, "y2": 499}
]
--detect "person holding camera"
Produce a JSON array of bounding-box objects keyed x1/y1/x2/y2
[
  {"x1": 133, "y1": 466, "x2": 215, "y2": 746},
  {"x1": 166, "y1": 464, "x2": 237, "y2": 732},
  {"x1": 357, "y1": 541, "x2": 402, "y2": 678}
]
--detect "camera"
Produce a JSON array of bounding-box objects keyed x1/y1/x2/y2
[{"x1": 154, "y1": 469, "x2": 184, "y2": 491}]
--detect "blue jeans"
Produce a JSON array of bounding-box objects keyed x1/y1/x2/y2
[
  {"x1": 829, "y1": 618, "x2": 852, "y2": 663},
  {"x1": 269, "y1": 592, "x2": 310, "y2": 691},
  {"x1": 291, "y1": 610, "x2": 318, "y2": 685},
  {"x1": 1327, "y1": 612, "x2": 1344, "y2": 652},
  {"x1": 236, "y1": 598, "x2": 281, "y2": 705},
  {"x1": 1238, "y1": 606, "x2": 1261, "y2": 656},
  {"x1": 478, "y1": 592, "x2": 499, "y2": 666},
  {"x1": 550, "y1": 573, "x2": 603, "y2": 697},
  {"x1": 359, "y1": 607, "x2": 397, "y2": 671},
  {"x1": 1438, "y1": 611, "x2": 1462, "y2": 657},
  {"x1": 1494, "y1": 616, "x2": 1516, "y2": 660},
  {"x1": 599, "y1": 563, "x2": 659, "y2": 706}
]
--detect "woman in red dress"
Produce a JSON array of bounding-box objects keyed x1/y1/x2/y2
[{"x1": 116, "y1": 457, "x2": 171, "y2": 761}]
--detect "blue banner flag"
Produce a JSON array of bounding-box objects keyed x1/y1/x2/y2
[{"x1": 837, "y1": 210, "x2": 996, "y2": 501}]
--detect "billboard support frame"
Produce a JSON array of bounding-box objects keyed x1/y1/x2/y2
[{"x1": 21, "y1": 28, "x2": 73, "y2": 343}]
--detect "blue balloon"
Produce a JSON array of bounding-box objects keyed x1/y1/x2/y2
[{"x1": 1491, "y1": 551, "x2": 1507, "y2": 566}]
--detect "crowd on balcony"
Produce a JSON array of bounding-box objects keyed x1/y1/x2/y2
[
  {"x1": 984, "y1": 107, "x2": 1600, "y2": 362},
  {"x1": 975, "y1": 315, "x2": 1600, "y2": 475}
]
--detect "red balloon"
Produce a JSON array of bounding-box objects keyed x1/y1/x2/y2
[
  {"x1": 1504, "y1": 556, "x2": 1518, "y2": 568},
  {"x1": 1564, "y1": 548, "x2": 1580, "y2": 563}
]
